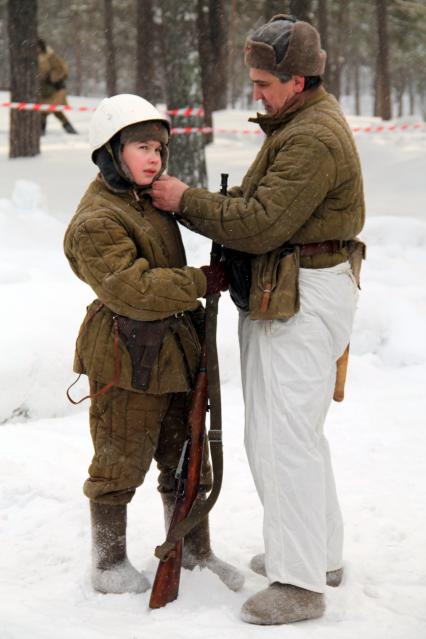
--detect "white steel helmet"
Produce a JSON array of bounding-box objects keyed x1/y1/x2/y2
[{"x1": 89, "y1": 94, "x2": 170, "y2": 158}]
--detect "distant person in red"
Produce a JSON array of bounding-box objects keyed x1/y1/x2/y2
[{"x1": 36, "y1": 38, "x2": 77, "y2": 135}]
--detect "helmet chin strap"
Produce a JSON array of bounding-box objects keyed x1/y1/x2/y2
[{"x1": 105, "y1": 140, "x2": 133, "y2": 184}]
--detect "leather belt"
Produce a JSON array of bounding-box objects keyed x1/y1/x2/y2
[{"x1": 297, "y1": 240, "x2": 347, "y2": 257}]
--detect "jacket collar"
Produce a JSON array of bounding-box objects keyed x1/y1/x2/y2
[
  {"x1": 249, "y1": 85, "x2": 327, "y2": 135},
  {"x1": 96, "y1": 173, "x2": 151, "y2": 208}
]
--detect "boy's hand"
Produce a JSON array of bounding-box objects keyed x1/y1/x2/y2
[{"x1": 200, "y1": 263, "x2": 228, "y2": 296}]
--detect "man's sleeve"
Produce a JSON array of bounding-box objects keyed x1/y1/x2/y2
[{"x1": 181, "y1": 134, "x2": 336, "y2": 254}]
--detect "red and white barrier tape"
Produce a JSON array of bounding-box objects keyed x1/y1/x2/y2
[
  {"x1": 1, "y1": 101, "x2": 424, "y2": 135},
  {"x1": 167, "y1": 107, "x2": 204, "y2": 117},
  {"x1": 171, "y1": 123, "x2": 426, "y2": 135},
  {"x1": 2, "y1": 101, "x2": 92, "y2": 112},
  {"x1": 0, "y1": 100, "x2": 204, "y2": 117},
  {"x1": 170, "y1": 126, "x2": 263, "y2": 135},
  {"x1": 351, "y1": 122, "x2": 425, "y2": 133}
]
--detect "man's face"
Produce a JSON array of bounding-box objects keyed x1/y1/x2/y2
[{"x1": 249, "y1": 68, "x2": 301, "y2": 115}]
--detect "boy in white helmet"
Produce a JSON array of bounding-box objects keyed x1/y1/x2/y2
[{"x1": 64, "y1": 94, "x2": 243, "y2": 595}]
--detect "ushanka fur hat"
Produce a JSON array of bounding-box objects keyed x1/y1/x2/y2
[
  {"x1": 119, "y1": 120, "x2": 169, "y2": 147},
  {"x1": 244, "y1": 14, "x2": 326, "y2": 77}
]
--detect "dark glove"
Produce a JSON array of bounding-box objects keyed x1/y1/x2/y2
[
  {"x1": 200, "y1": 263, "x2": 228, "y2": 296},
  {"x1": 188, "y1": 303, "x2": 206, "y2": 343}
]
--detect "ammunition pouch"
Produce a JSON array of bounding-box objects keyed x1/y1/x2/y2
[
  {"x1": 222, "y1": 238, "x2": 365, "y2": 320},
  {"x1": 249, "y1": 246, "x2": 300, "y2": 320},
  {"x1": 223, "y1": 245, "x2": 300, "y2": 319},
  {"x1": 114, "y1": 314, "x2": 177, "y2": 391}
]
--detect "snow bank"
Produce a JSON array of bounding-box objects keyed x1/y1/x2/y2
[
  {"x1": 352, "y1": 216, "x2": 426, "y2": 367},
  {"x1": 0, "y1": 180, "x2": 93, "y2": 423}
]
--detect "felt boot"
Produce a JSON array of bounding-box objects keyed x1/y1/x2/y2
[
  {"x1": 63, "y1": 121, "x2": 78, "y2": 134},
  {"x1": 249, "y1": 553, "x2": 344, "y2": 587},
  {"x1": 161, "y1": 492, "x2": 244, "y2": 591},
  {"x1": 241, "y1": 582, "x2": 325, "y2": 625},
  {"x1": 325, "y1": 567, "x2": 344, "y2": 587},
  {"x1": 90, "y1": 501, "x2": 149, "y2": 594}
]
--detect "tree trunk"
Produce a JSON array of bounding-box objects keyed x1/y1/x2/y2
[
  {"x1": 375, "y1": 0, "x2": 392, "y2": 120},
  {"x1": 228, "y1": 0, "x2": 238, "y2": 108},
  {"x1": 397, "y1": 89, "x2": 403, "y2": 117},
  {"x1": 8, "y1": 0, "x2": 40, "y2": 158},
  {"x1": 317, "y1": 0, "x2": 329, "y2": 89},
  {"x1": 197, "y1": 0, "x2": 228, "y2": 143},
  {"x1": 289, "y1": 0, "x2": 311, "y2": 22},
  {"x1": 264, "y1": 0, "x2": 290, "y2": 19},
  {"x1": 327, "y1": 0, "x2": 349, "y2": 101},
  {"x1": 394, "y1": 71, "x2": 405, "y2": 118},
  {"x1": 160, "y1": 0, "x2": 207, "y2": 188},
  {"x1": 104, "y1": 0, "x2": 117, "y2": 96},
  {"x1": 408, "y1": 73, "x2": 415, "y2": 115},
  {"x1": 71, "y1": 8, "x2": 83, "y2": 95},
  {"x1": 354, "y1": 55, "x2": 361, "y2": 116},
  {"x1": 135, "y1": 0, "x2": 157, "y2": 101}
]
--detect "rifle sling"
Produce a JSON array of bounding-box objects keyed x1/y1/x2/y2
[{"x1": 154, "y1": 438, "x2": 223, "y2": 561}]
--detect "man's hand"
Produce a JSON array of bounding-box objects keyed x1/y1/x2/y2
[{"x1": 150, "y1": 175, "x2": 189, "y2": 212}]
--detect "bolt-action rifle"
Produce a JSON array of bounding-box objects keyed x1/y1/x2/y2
[
  {"x1": 148, "y1": 345, "x2": 209, "y2": 609},
  {"x1": 148, "y1": 175, "x2": 228, "y2": 609}
]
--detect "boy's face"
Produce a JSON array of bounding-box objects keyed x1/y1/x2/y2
[{"x1": 121, "y1": 140, "x2": 162, "y2": 186}]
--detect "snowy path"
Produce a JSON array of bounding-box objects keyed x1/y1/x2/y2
[{"x1": 1, "y1": 357, "x2": 426, "y2": 638}]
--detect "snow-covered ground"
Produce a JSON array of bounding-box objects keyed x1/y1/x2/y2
[{"x1": 1, "y1": 92, "x2": 426, "y2": 638}]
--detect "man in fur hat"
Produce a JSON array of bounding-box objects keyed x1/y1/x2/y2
[{"x1": 151, "y1": 14, "x2": 365, "y2": 625}]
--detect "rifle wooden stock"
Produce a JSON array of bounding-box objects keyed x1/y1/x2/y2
[
  {"x1": 333, "y1": 344, "x2": 350, "y2": 402},
  {"x1": 149, "y1": 348, "x2": 208, "y2": 609}
]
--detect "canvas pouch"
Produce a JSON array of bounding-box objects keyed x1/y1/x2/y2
[
  {"x1": 249, "y1": 246, "x2": 300, "y2": 320},
  {"x1": 115, "y1": 314, "x2": 176, "y2": 390}
]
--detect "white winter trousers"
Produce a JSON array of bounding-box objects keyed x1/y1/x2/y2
[{"x1": 239, "y1": 262, "x2": 358, "y2": 593}]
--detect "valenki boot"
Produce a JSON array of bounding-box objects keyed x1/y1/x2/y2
[
  {"x1": 241, "y1": 582, "x2": 325, "y2": 625},
  {"x1": 249, "y1": 552, "x2": 344, "y2": 587},
  {"x1": 62, "y1": 121, "x2": 78, "y2": 134},
  {"x1": 90, "y1": 501, "x2": 150, "y2": 594},
  {"x1": 161, "y1": 492, "x2": 244, "y2": 592}
]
